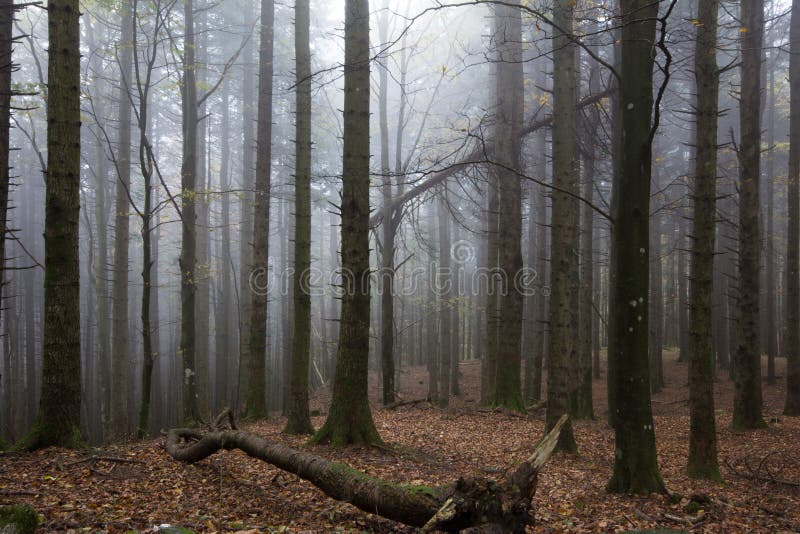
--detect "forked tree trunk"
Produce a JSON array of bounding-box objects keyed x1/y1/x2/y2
[{"x1": 166, "y1": 414, "x2": 568, "y2": 533}]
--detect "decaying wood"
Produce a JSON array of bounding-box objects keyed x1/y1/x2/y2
[{"x1": 165, "y1": 413, "x2": 568, "y2": 532}]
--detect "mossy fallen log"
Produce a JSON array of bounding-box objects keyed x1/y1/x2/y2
[
  {"x1": 165, "y1": 413, "x2": 567, "y2": 532},
  {"x1": 0, "y1": 505, "x2": 38, "y2": 534}
]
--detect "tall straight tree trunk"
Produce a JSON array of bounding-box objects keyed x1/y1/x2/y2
[
  {"x1": 492, "y1": 1, "x2": 524, "y2": 413},
  {"x1": 245, "y1": 0, "x2": 274, "y2": 419},
  {"x1": 23, "y1": 0, "x2": 82, "y2": 449},
  {"x1": 577, "y1": 126, "x2": 595, "y2": 419},
  {"x1": 606, "y1": 0, "x2": 666, "y2": 494},
  {"x1": 649, "y1": 206, "x2": 664, "y2": 393},
  {"x1": 785, "y1": 0, "x2": 800, "y2": 416},
  {"x1": 87, "y1": 18, "x2": 111, "y2": 437},
  {"x1": 687, "y1": 0, "x2": 721, "y2": 480},
  {"x1": 284, "y1": 0, "x2": 314, "y2": 435},
  {"x1": 215, "y1": 81, "x2": 233, "y2": 412},
  {"x1": 194, "y1": 6, "x2": 210, "y2": 419},
  {"x1": 437, "y1": 192, "x2": 452, "y2": 408},
  {"x1": 311, "y1": 0, "x2": 381, "y2": 446},
  {"x1": 111, "y1": 0, "x2": 134, "y2": 437},
  {"x1": 766, "y1": 62, "x2": 776, "y2": 385},
  {"x1": 0, "y1": 0, "x2": 11, "y2": 392},
  {"x1": 378, "y1": 0, "x2": 396, "y2": 407},
  {"x1": 238, "y1": 0, "x2": 256, "y2": 413},
  {"x1": 522, "y1": 186, "x2": 536, "y2": 404},
  {"x1": 481, "y1": 177, "x2": 499, "y2": 405},
  {"x1": 179, "y1": 0, "x2": 199, "y2": 423},
  {"x1": 546, "y1": 0, "x2": 577, "y2": 448},
  {"x1": 733, "y1": 0, "x2": 766, "y2": 430}
]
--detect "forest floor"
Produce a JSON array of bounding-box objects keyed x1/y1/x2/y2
[{"x1": 3, "y1": 352, "x2": 800, "y2": 533}]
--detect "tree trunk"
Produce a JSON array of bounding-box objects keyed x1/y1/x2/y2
[
  {"x1": 377, "y1": 0, "x2": 396, "y2": 407},
  {"x1": 605, "y1": 0, "x2": 666, "y2": 494},
  {"x1": 785, "y1": 0, "x2": 800, "y2": 415},
  {"x1": 245, "y1": 0, "x2": 274, "y2": 420},
  {"x1": 285, "y1": 0, "x2": 314, "y2": 435},
  {"x1": 546, "y1": 0, "x2": 578, "y2": 449},
  {"x1": 687, "y1": 0, "x2": 721, "y2": 480},
  {"x1": 649, "y1": 204, "x2": 664, "y2": 393},
  {"x1": 766, "y1": 59, "x2": 776, "y2": 386},
  {"x1": 215, "y1": 80, "x2": 232, "y2": 413},
  {"x1": 311, "y1": 0, "x2": 381, "y2": 446},
  {"x1": 733, "y1": 0, "x2": 767, "y2": 430},
  {"x1": 238, "y1": 0, "x2": 257, "y2": 413},
  {"x1": 23, "y1": 0, "x2": 82, "y2": 449},
  {"x1": 180, "y1": 0, "x2": 199, "y2": 423},
  {"x1": 492, "y1": 1, "x2": 524, "y2": 413},
  {"x1": 111, "y1": 0, "x2": 134, "y2": 437},
  {"x1": 166, "y1": 413, "x2": 568, "y2": 533},
  {"x1": 438, "y1": 192, "x2": 452, "y2": 408}
]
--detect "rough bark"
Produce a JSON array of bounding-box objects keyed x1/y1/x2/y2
[
  {"x1": 785, "y1": 0, "x2": 800, "y2": 416},
  {"x1": 22, "y1": 0, "x2": 82, "y2": 449},
  {"x1": 166, "y1": 413, "x2": 568, "y2": 533},
  {"x1": 605, "y1": 0, "x2": 666, "y2": 494},
  {"x1": 733, "y1": 0, "x2": 766, "y2": 430},
  {"x1": 310, "y1": 0, "x2": 381, "y2": 446},
  {"x1": 245, "y1": 0, "x2": 274, "y2": 420},
  {"x1": 284, "y1": 0, "x2": 314, "y2": 435},
  {"x1": 546, "y1": 0, "x2": 578, "y2": 449},
  {"x1": 687, "y1": 0, "x2": 721, "y2": 480}
]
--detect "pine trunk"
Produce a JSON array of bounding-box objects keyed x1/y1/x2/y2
[
  {"x1": 245, "y1": 0, "x2": 274, "y2": 420},
  {"x1": 285, "y1": 0, "x2": 314, "y2": 435},
  {"x1": 733, "y1": 0, "x2": 766, "y2": 430},
  {"x1": 311, "y1": 0, "x2": 381, "y2": 446}
]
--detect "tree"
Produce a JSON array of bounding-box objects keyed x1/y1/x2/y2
[
  {"x1": 311, "y1": 0, "x2": 382, "y2": 446},
  {"x1": 733, "y1": 0, "x2": 767, "y2": 430},
  {"x1": 245, "y1": 0, "x2": 274, "y2": 420},
  {"x1": 546, "y1": 0, "x2": 578, "y2": 449},
  {"x1": 21, "y1": 0, "x2": 82, "y2": 449},
  {"x1": 0, "y1": 0, "x2": 13, "y2": 350},
  {"x1": 491, "y1": 0, "x2": 524, "y2": 413},
  {"x1": 437, "y1": 191, "x2": 452, "y2": 408},
  {"x1": 111, "y1": 0, "x2": 134, "y2": 437},
  {"x1": 687, "y1": 0, "x2": 722, "y2": 480},
  {"x1": 284, "y1": 0, "x2": 314, "y2": 435},
  {"x1": 377, "y1": 0, "x2": 396, "y2": 407},
  {"x1": 168, "y1": 411, "x2": 568, "y2": 532},
  {"x1": 180, "y1": 0, "x2": 200, "y2": 423},
  {"x1": 606, "y1": 0, "x2": 666, "y2": 494},
  {"x1": 785, "y1": 0, "x2": 800, "y2": 416}
]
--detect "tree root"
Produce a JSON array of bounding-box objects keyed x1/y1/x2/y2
[{"x1": 165, "y1": 413, "x2": 567, "y2": 532}]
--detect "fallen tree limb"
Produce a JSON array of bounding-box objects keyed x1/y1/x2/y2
[{"x1": 165, "y1": 414, "x2": 568, "y2": 532}]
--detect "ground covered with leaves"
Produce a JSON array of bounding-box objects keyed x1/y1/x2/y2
[{"x1": 2, "y1": 354, "x2": 800, "y2": 532}]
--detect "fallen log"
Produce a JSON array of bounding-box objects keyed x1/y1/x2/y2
[{"x1": 166, "y1": 413, "x2": 568, "y2": 532}]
